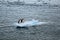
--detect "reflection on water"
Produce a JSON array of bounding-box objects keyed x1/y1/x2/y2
[{"x1": 0, "y1": 5, "x2": 60, "y2": 40}]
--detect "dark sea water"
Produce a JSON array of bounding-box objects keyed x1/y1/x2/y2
[{"x1": 0, "y1": 5, "x2": 60, "y2": 40}]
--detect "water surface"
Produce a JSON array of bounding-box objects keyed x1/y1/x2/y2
[{"x1": 0, "y1": 5, "x2": 60, "y2": 40}]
